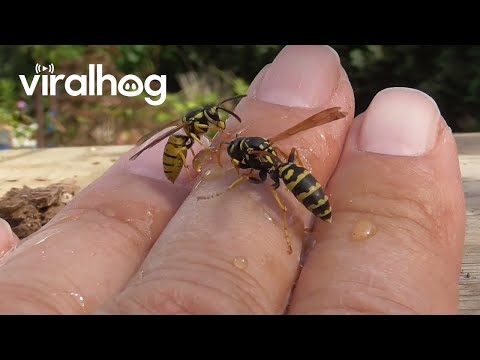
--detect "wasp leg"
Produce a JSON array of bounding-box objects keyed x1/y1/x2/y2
[
  {"x1": 268, "y1": 169, "x2": 292, "y2": 254},
  {"x1": 249, "y1": 169, "x2": 267, "y2": 184},
  {"x1": 215, "y1": 141, "x2": 228, "y2": 168},
  {"x1": 184, "y1": 137, "x2": 196, "y2": 158},
  {"x1": 216, "y1": 149, "x2": 223, "y2": 168},
  {"x1": 227, "y1": 167, "x2": 264, "y2": 191},
  {"x1": 269, "y1": 188, "x2": 292, "y2": 254},
  {"x1": 272, "y1": 146, "x2": 290, "y2": 163},
  {"x1": 287, "y1": 147, "x2": 306, "y2": 168},
  {"x1": 231, "y1": 169, "x2": 264, "y2": 185},
  {"x1": 191, "y1": 133, "x2": 209, "y2": 149},
  {"x1": 227, "y1": 174, "x2": 262, "y2": 190},
  {"x1": 231, "y1": 159, "x2": 241, "y2": 176},
  {"x1": 270, "y1": 168, "x2": 281, "y2": 190},
  {"x1": 227, "y1": 174, "x2": 249, "y2": 191},
  {"x1": 179, "y1": 149, "x2": 192, "y2": 181}
]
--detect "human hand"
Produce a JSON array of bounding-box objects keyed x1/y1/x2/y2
[{"x1": 0, "y1": 45, "x2": 465, "y2": 314}]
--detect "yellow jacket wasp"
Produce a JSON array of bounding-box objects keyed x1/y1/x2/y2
[
  {"x1": 129, "y1": 94, "x2": 246, "y2": 183},
  {"x1": 217, "y1": 106, "x2": 347, "y2": 254}
]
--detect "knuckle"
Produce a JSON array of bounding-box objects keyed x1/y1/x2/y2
[
  {"x1": 111, "y1": 281, "x2": 232, "y2": 314},
  {"x1": 294, "y1": 281, "x2": 420, "y2": 315},
  {"x1": 0, "y1": 281, "x2": 73, "y2": 314},
  {"x1": 66, "y1": 208, "x2": 148, "y2": 261},
  {"x1": 339, "y1": 189, "x2": 443, "y2": 252},
  {"x1": 111, "y1": 256, "x2": 273, "y2": 314}
]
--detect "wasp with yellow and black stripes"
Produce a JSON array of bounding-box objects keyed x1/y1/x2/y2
[
  {"x1": 218, "y1": 107, "x2": 347, "y2": 254},
  {"x1": 129, "y1": 94, "x2": 246, "y2": 183}
]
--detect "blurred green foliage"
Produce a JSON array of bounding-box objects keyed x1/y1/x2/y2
[{"x1": 0, "y1": 45, "x2": 479, "y2": 148}]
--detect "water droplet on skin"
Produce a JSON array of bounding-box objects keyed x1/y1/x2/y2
[
  {"x1": 102, "y1": 207, "x2": 115, "y2": 218},
  {"x1": 41, "y1": 250, "x2": 46, "y2": 258},
  {"x1": 51, "y1": 291, "x2": 87, "y2": 313},
  {"x1": 351, "y1": 220, "x2": 377, "y2": 241},
  {"x1": 264, "y1": 211, "x2": 273, "y2": 223},
  {"x1": 320, "y1": 134, "x2": 327, "y2": 142},
  {"x1": 0, "y1": 244, "x2": 18, "y2": 263},
  {"x1": 233, "y1": 256, "x2": 248, "y2": 270},
  {"x1": 55, "y1": 212, "x2": 81, "y2": 223},
  {"x1": 34, "y1": 229, "x2": 61, "y2": 245},
  {"x1": 69, "y1": 292, "x2": 86, "y2": 312},
  {"x1": 301, "y1": 231, "x2": 317, "y2": 262}
]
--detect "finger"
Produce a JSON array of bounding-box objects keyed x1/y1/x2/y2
[
  {"x1": 100, "y1": 45, "x2": 355, "y2": 315},
  {"x1": 0, "y1": 129, "x2": 206, "y2": 314},
  {"x1": 0, "y1": 218, "x2": 20, "y2": 258},
  {"x1": 288, "y1": 87, "x2": 465, "y2": 314}
]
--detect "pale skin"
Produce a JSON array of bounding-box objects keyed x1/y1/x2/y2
[{"x1": 0, "y1": 45, "x2": 465, "y2": 314}]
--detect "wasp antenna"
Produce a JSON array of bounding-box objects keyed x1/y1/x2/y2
[
  {"x1": 218, "y1": 107, "x2": 242, "y2": 123},
  {"x1": 216, "y1": 94, "x2": 247, "y2": 107}
]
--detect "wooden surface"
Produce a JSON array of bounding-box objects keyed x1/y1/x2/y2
[{"x1": 0, "y1": 134, "x2": 479, "y2": 314}]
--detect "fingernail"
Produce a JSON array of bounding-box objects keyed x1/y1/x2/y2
[
  {"x1": 359, "y1": 87, "x2": 441, "y2": 156},
  {"x1": 0, "y1": 218, "x2": 14, "y2": 247},
  {"x1": 255, "y1": 45, "x2": 340, "y2": 108}
]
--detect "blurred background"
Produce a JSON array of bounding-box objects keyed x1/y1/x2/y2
[{"x1": 1, "y1": 45, "x2": 479, "y2": 150}]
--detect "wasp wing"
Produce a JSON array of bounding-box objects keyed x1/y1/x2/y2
[
  {"x1": 129, "y1": 120, "x2": 186, "y2": 161},
  {"x1": 134, "y1": 118, "x2": 183, "y2": 146},
  {"x1": 268, "y1": 107, "x2": 347, "y2": 144},
  {"x1": 248, "y1": 150, "x2": 283, "y2": 164}
]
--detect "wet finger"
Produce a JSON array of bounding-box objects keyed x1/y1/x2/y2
[
  {"x1": 289, "y1": 88, "x2": 465, "y2": 314},
  {"x1": 100, "y1": 45, "x2": 355, "y2": 315},
  {"x1": 0, "y1": 129, "x2": 206, "y2": 314}
]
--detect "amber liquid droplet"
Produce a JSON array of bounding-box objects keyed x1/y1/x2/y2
[
  {"x1": 203, "y1": 167, "x2": 225, "y2": 181},
  {"x1": 193, "y1": 148, "x2": 214, "y2": 173},
  {"x1": 351, "y1": 220, "x2": 377, "y2": 241},
  {"x1": 233, "y1": 256, "x2": 248, "y2": 270}
]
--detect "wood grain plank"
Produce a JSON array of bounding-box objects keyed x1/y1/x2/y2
[
  {"x1": 0, "y1": 145, "x2": 132, "y2": 196},
  {"x1": 456, "y1": 133, "x2": 480, "y2": 314}
]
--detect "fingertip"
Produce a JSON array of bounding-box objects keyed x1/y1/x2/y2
[
  {"x1": 254, "y1": 45, "x2": 341, "y2": 109},
  {"x1": 0, "y1": 218, "x2": 19, "y2": 256},
  {"x1": 359, "y1": 87, "x2": 443, "y2": 157},
  {"x1": 289, "y1": 87, "x2": 465, "y2": 315}
]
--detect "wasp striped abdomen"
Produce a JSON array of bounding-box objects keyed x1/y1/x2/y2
[
  {"x1": 163, "y1": 135, "x2": 193, "y2": 183},
  {"x1": 278, "y1": 163, "x2": 332, "y2": 223}
]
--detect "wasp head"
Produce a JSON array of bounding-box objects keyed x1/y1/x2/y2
[
  {"x1": 226, "y1": 137, "x2": 244, "y2": 160},
  {"x1": 202, "y1": 105, "x2": 223, "y2": 127}
]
